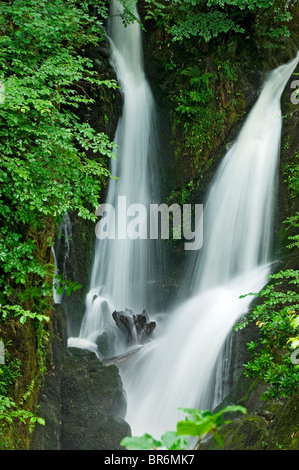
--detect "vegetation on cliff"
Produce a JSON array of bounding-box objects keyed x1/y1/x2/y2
[
  {"x1": 0, "y1": 0, "x2": 117, "y2": 448},
  {"x1": 142, "y1": 0, "x2": 298, "y2": 181},
  {"x1": 0, "y1": 0, "x2": 298, "y2": 449}
]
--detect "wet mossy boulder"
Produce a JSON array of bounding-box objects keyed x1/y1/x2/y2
[
  {"x1": 62, "y1": 351, "x2": 127, "y2": 418},
  {"x1": 60, "y1": 351, "x2": 130, "y2": 450},
  {"x1": 265, "y1": 395, "x2": 299, "y2": 450},
  {"x1": 30, "y1": 305, "x2": 131, "y2": 450},
  {"x1": 208, "y1": 414, "x2": 268, "y2": 450},
  {"x1": 208, "y1": 375, "x2": 299, "y2": 450},
  {"x1": 29, "y1": 304, "x2": 67, "y2": 450},
  {"x1": 208, "y1": 396, "x2": 299, "y2": 451}
]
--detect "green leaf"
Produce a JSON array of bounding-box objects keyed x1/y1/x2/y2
[
  {"x1": 160, "y1": 431, "x2": 189, "y2": 450},
  {"x1": 120, "y1": 434, "x2": 162, "y2": 450},
  {"x1": 177, "y1": 419, "x2": 211, "y2": 437},
  {"x1": 218, "y1": 405, "x2": 247, "y2": 415},
  {"x1": 178, "y1": 407, "x2": 211, "y2": 420},
  {"x1": 290, "y1": 315, "x2": 299, "y2": 329}
]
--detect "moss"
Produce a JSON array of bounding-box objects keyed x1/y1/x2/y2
[
  {"x1": 0, "y1": 298, "x2": 57, "y2": 448},
  {"x1": 265, "y1": 396, "x2": 299, "y2": 450},
  {"x1": 208, "y1": 394, "x2": 299, "y2": 451},
  {"x1": 208, "y1": 414, "x2": 268, "y2": 450},
  {"x1": 60, "y1": 352, "x2": 129, "y2": 450}
]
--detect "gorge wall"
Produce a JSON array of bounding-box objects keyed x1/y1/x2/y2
[{"x1": 2, "y1": 1, "x2": 298, "y2": 450}]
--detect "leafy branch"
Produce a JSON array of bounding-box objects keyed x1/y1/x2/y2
[{"x1": 120, "y1": 405, "x2": 247, "y2": 450}]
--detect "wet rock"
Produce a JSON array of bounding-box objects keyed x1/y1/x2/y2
[
  {"x1": 30, "y1": 304, "x2": 67, "y2": 450},
  {"x1": 112, "y1": 309, "x2": 136, "y2": 346},
  {"x1": 208, "y1": 414, "x2": 268, "y2": 450},
  {"x1": 112, "y1": 308, "x2": 156, "y2": 346},
  {"x1": 67, "y1": 346, "x2": 97, "y2": 358},
  {"x1": 96, "y1": 330, "x2": 116, "y2": 357},
  {"x1": 133, "y1": 309, "x2": 156, "y2": 343},
  {"x1": 30, "y1": 304, "x2": 131, "y2": 450},
  {"x1": 61, "y1": 353, "x2": 130, "y2": 450}
]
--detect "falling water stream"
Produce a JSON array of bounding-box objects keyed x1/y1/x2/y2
[
  {"x1": 69, "y1": 1, "x2": 162, "y2": 357},
  {"x1": 68, "y1": 0, "x2": 299, "y2": 440},
  {"x1": 119, "y1": 50, "x2": 299, "y2": 437},
  {"x1": 52, "y1": 213, "x2": 73, "y2": 305}
]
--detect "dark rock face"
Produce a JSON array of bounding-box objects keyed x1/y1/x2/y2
[
  {"x1": 208, "y1": 391, "x2": 299, "y2": 450},
  {"x1": 208, "y1": 413, "x2": 268, "y2": 450},
  {"x1": 30, "y1": 304, "x2": 67, "y2": 450},
  {"x1": 112, "y1": 308, "x2": 156, "y2": 347},
  {"x1": 30, "y1": 304, "x2": 131, "y2": 450},
  {"x1": 60, "y1": 352, "x2": 130, "y2": 450}
]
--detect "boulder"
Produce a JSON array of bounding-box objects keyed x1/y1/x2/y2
[
  {"x1": 61, "y1": 353, "x2": 130, "y2": 450},
  {"x1": 30, "y1": 304, "x2": 67, "y2": 450},
  {"x1": 112, "y1": 308, "x2": 156, "y2": 346},
  {"x1": 30, "y1": 304, "x2": 131, "y2": 450}
]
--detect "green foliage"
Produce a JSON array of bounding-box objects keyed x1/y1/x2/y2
[
  {"x1": 283, "y1": 211, "x2": 299, "y2": 250},
  {"x1": 118, "y1": 0, "x2": 142, "y2": 27},
  {"x1": 53, "y1": 275, "x2": 82, "y2": 298},
  {"x1": 145, "y1": 0, "x2": 243, "y2": 42},
  {"x1": 235, "y1": 269, "x2": 299, "y2": 400},
  {"x1": 0, "y1": 395, "x2": 44, "y2": 431},
  {"x1": 0, "y1": 0, "x2": 116, "y2": 308},
  {"x1": 175, "y1": 66, "x2": 226, "y2": 153},
  {"x1": 120, "y1": 405, "x2": 247, "y2": 450},
  {"x1": 168, "y1": 181, "x2": 196, "y2": 205},
  {"x1": 144, "y1": 1, "x2": 168, "y2": 28},
  {"x1": 171, "y1": 59, "x2": 239, "y2": 178},
  {"x1": 283, "y1": 153, "x2": 299, "y2": 201},
  {"x1": 0, "y1": 357, "x2": 21, "y2": 397},
  {"x1": 168, "y1": 7, "x2": 244, "y2": 43},
  {"x1": 0, "y1": 304, "x2": 49, "y2": 325},
  {"x1": 145, "y1": 0, "x2": 293, "y2": 45},
  {"x1": 0, "y1": 0, "x2": 117, "y2": 441},
  {"x1": 0, "y1": 347, "x2": 44, "y2": 433}
]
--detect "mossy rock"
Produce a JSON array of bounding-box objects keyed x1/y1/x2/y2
[
  {"x1": 208, "y1": 394, "x2": 299, "y2": 451},
  {"x1": 60, "y1": 352, "x2": 130, "y2": 450},
  {"x1": 208, "y1": 414, "x2": 268, "y2": 450},
  {"x1": 265, "y1": 395, "x2": 299, "y2": 450},
  {"x1": 61, "y1": 412, "x2": 131, "y2": 451}
]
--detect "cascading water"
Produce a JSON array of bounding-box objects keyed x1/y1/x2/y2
[
  {"x1": 52, "y1": 213, "x2": 73, "y2": 305},
  {"x1": 119, "y1": 52, "x2": 299, "y2": 437},
  {"x1": 67, "y1": 0, "x2": 299, "y2": 441},
  {"x1": 182, "y1": 56, "x2": 299, "y2": 295},
  {"x1": 71, "y1": 0, "x2": 162, "y2": 357}
]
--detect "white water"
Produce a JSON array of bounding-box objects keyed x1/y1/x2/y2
[
  {"x1": 74, "y1": 1, "x2": 161, "y2": 355},
  {"x1": 182, "y1": 54, "x2": 299, "y2": 294},
  {"x1": 52, "y1": 213, "x2": 73, "y2": 304},
  {"x1": 69, "y1": 0, "x2": 299, "y2": 440},
  {"x1": 119, "y1": 52, "x2": 299, "y2": 437},
  {"x1": 121, "y1": 265, "x2": 271, "y2": 436}
]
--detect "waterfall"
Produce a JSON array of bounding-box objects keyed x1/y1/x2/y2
[
  {"x1": 119, "y1": 52, "x2": 299, "y2": 437},
  {"x1": 52, "y1": 213, "x2": 73, "y2": 304},
  {"x1": 182, "y1": 55, "x2": 299, "y2": 295},
  {"x1": 74, "y1": 1, "x2": 162, "y2": 356},
  {"x1": 67, "y1": 0, "x2": 299, "y2": 441}
]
